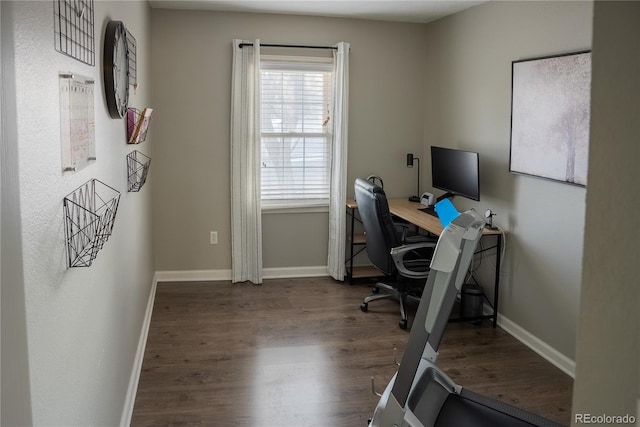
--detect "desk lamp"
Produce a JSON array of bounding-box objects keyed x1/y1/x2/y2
[{"x1": 406, "y1": 153, "x2": 420, "y2": 202}]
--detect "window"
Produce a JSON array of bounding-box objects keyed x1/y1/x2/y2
[{"x1": 260, "y1": 57, "x2": 333, "y2": 209}]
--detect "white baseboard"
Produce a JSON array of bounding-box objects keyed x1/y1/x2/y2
[
  {"x1": 263, "y1": 266, "x2": 329, "y2": 279},
  {"x1": 119, "y1": 274, "x2": 159, "y2": 427},
  {"x1": 497, "y1": 314, "x2": 576, "y2": 378},
  {"x1": 155, "y1": 269, "x2": 232, "y2": 282},
  {"x1": 155, "y1": 266, "x2": 330, "y2": 283}
]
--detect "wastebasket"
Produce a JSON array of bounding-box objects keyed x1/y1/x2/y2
[{"x1": 461, "y1": 283, "x2": 484, "y2": 324}]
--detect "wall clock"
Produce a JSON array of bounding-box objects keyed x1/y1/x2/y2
[{"x1": 103, "y1": 20, "x2": 129, "y2": 119}]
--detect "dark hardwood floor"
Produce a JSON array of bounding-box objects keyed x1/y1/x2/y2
[{"x1": 131, "y1": 277, "x2": 573, "y2": 426}]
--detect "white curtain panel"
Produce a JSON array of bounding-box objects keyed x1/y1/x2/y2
[
  {"x1": 230, "y1": 39, "x2": 263, "y2": 284},
  {"x1": 327, "y1": 42, "x2": 350, "y2": 281}
]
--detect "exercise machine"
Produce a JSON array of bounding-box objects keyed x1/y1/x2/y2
[{"x1": 369, "y1": 210, "x2": 563, "y2": 427}]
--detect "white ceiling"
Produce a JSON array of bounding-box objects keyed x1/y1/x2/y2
[{"x1": 148, "y1": 0, "x2": 486, "y2": 24}]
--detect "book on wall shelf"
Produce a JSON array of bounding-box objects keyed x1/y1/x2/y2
[{"x1": 127, "y1": 107, "x2": 153, "y2": 144}]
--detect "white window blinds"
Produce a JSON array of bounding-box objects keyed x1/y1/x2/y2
[{"x1": 260, "y1": 59, "x2": 333, "y2": 208}]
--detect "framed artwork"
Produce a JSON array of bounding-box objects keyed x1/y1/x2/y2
[{"x1": 509, "y1": 50, "x2": 591, "y2": 186}]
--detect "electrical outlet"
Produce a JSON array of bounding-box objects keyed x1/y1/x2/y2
[{"x1": 210, "y1": 231, "x2": 218, "y2": 245}]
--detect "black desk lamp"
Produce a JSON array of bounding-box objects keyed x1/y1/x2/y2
[{"x1": 407, "y1": 153, "x2": 420, "y2": 202}]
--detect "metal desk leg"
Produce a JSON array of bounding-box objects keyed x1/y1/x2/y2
[
  {"x1": 492, "y1": 233, "x2": 502, "y2": 328},
  {"x1": 349, "y1": 207, "x2": 355, "y2": 285}
]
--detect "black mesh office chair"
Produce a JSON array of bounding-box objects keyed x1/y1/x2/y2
[{"x1": 354, "y1": 178, "x2": 436, "y2": 329}]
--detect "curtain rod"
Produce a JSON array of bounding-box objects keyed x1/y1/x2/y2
[{"x1": 239, "y1": 43, "x2": 337, "y2": 50}]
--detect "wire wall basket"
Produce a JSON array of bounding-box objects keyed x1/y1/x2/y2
[
  {"x1": 63, "y1": 179, "x2": 121, "y2": 268},
  {"x1": 126, "y1": 107, "x2": 153, "y2": 144},
  {"x1": 127, "y1": 150, "x2": 151, "y2": 192}
]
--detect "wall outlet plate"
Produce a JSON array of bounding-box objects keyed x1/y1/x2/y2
[{"x1": 210, "y1": 231, "x2": 218, "y2": 245}]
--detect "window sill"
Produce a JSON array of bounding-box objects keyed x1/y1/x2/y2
[{"x1": 262, "y1": 205, "x2": 329, "y2": 214}]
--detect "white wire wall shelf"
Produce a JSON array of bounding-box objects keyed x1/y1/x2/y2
[
  {"x1": 63, "y1": 179, "x2": 121, "y2": 268},
  {"x1": 126, "y1": 107, "x2": 153, "y2": 144},
  {"x1": 127, "y1": 150, "x2": 151, "y2": 192}
]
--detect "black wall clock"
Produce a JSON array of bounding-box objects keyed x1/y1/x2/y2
[{"x1": 103, "y1": 20, "x2": 129, "y2": 119}]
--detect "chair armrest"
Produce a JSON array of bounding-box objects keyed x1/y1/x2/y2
[
  {"x1": 403, "y1": 234, "x2": 437, "y2": 244},
  {"x1": 394, "y1": 223, "x2": 410, "y2": 242},
  {"x1": 390, "y1": 242, "x2": 436, "y2": 279},
  {"x1": 395, "y1": 223, "x2": 436, "y2": 244}
]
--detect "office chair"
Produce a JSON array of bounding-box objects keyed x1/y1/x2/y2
[{"x1": 354, "y1": 178, "x2": 436, "y2": 329}]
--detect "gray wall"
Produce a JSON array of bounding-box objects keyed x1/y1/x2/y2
[
  {"x1": 421, "y1": 1, "x2": 592, "y2": 361},
  {"x1": 1, "y1": 2, "x2": 32, "y2": 424},
  {"x1": 1, "y1": 1, "x2": 154, "y2": 424},
  {"x1": 572, "y1": 1, "x2": 640, "y2": 421},
  {"x1": 150, "y1": 9, "x2": 428, "y2": 271}
]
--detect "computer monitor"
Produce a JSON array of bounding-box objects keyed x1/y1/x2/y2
[{"x1": 431, "y1": 146, "x2": 480, "y2": 202}]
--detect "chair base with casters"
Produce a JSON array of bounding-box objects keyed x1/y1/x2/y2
[{"x1": 360, "y1": 279, "x2": 424, "y2": 329}]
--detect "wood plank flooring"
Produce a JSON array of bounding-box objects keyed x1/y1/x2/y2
[{"x1": 131, "y1": 277, "x2": 573, "y2": 426}]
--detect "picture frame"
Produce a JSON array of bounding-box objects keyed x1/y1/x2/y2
[{"x1": 509, "y1": 50, "x2": 591, "y2": 187}]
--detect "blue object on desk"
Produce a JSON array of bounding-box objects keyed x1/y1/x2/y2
[{"x1": 434, "y1": 198, "x2": 460, "y2": 228}]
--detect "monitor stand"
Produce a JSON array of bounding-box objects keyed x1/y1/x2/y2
[
  {"x1": 436, "y1": 192, "x2": 456, "y2": 203},
  {"x1": 419, "y1": 193, "x2": 457, "y2": 218},
  {"x1": 418, "y1": 205, "x2": 438, "y2": 217}
]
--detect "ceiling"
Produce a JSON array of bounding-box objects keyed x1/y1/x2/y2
[{"x1": 148, "y1": 0, "x2": 486, "y2": 24}]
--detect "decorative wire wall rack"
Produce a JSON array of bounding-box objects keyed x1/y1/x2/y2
[
  {"x1": 126, "y1": 107, "x2": 153, "y2": 144},
  {"x1": 127, "y1": 150, "x2": 151, "y2": 192},
  {"x1": 53, "y1": 0, "x2": 95, "y2": 66},
  {"x1": 126, "y1": 29, "x2": 137, "y2": 88},
  {"x1": 63, "y1": 179, "x2": 121, "y2": 268}
]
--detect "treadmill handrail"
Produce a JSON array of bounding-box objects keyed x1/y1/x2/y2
[{"x1": 388, "y1": 210, "x2": 485, "y2": 409}]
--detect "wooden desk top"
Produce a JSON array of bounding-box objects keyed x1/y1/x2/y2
[
  {"x1": 347, "y1": 198, "x2": 501, "y2": 236},
  {"x1": 387, "y1": 198, "x2": 445, "y2": 235}
]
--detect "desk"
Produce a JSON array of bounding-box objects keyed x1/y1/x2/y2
[{"x1": 346, "y1": 198, "x2": 502, "y2": 327}]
